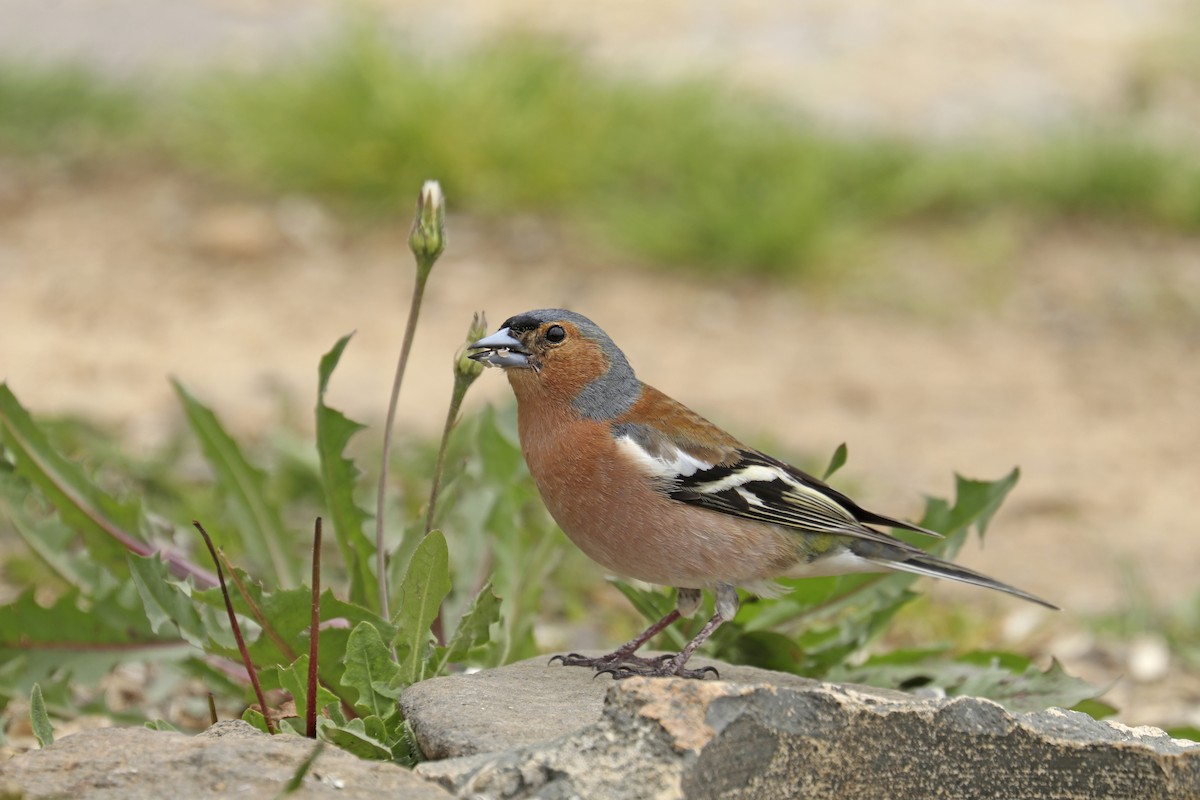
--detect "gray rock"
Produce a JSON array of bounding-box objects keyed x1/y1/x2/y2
[
  {"x1": 0, "y1": 719, "x2": 451, "y2": 800},
  {"x1": 399, "y1": 652, "x2": 852, "y2": 759},
  {"x1": 4, "y1": 660, "x2": 1197, "y2": 800},
  {"x1": 407, "y1": 657, "x2": 1200, "y2": 800}
]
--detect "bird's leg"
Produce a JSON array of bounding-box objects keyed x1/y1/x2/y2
[
  {"x1": 549, "y1": 588, "x2": 701, "y2": 671},
  {"x1": 596, "y1": 584, "x2": 738, "y2": 680}
]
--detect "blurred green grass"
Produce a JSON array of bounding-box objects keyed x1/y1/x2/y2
[
  {"x1": 5, "y1": 24, "x2": 1200, "y2": 277},
  {"x1": 0, "y1": 63, "x2": 140, "y2": 155}
]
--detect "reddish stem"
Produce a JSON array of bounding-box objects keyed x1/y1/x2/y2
[
  {"x1": 193, "y1": 520, "x2": 275, "y2": 735},
  {"x1": 307, "y1": 517, "x2": 322, "y2": 739}
]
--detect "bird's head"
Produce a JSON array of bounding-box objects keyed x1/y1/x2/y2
[{"x1": 469, "y1": 308, "x2": 641, "y2": 419}]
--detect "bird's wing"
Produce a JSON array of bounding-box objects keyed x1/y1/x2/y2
[{"x1": 612, "y1": 420, "x2": 940, "y2": 545}]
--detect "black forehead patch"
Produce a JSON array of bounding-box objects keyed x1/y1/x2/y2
[
  {"x1": 501, "y1": 313, "x2": 549, "y2": 333},
  {"x1": 500, "y1": 308, "x2": 580, "y2": 334}
]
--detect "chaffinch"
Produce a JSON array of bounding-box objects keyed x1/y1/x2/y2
[{"x1": 469, "y1": 308, "x2": 1056, "y2": 679}]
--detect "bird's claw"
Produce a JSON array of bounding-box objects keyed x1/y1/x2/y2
[
  {"x1": 548, "y1": 651, "x2": 622, "y2": 670},
  {"x1": 593, "y1": 661, "x2": 720, "y2": 681},
  {"x1": 548, "y1": 651, "x2": 670, "y2": 670},
  {"x1": 556, "y1": 657, "x2": 715, "y2": 681},
  {"x1": 594, "y1": 666, "x2": 631, "y2": 680},
  {"x1": 548, "y1": 650, "x2": 718, "y2": 679}
]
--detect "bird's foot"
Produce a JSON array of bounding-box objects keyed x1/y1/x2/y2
[
  {"x1": 548, "y1": 651, "x2": 671, "y2": 671},
  {"x1": 549, "y1": 650, "x2": 720, "y2": 679},
  {"x1": 595, "y1": 657, "x2": 720, "y2": 681}
]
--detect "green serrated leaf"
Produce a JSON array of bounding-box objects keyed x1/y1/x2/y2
[
  {"x1": 190, "y1": 579, "x2": 391, "y2": 710},
  {"x1": 360, "y1": 714, "x2": 390, "y2": 744},
  {"x1": 923, "y1": 469, "x2": 1021, "y2": 540},
  {"x1": 974, "y1": 656, "x2": 1106, "y2": 714},
  {"x1": 955, "y1": 649, "x2": 1032, "y2": 672},
  {"x1": 822, "y1": 442, "x2": 848, "y2": 480},
  {"x1": 0, "y1": 383, "x2": 147, "y2": 579},
  {"x1": 242, "y1": 706, "x2": 270, "y2": 733},
  {"x1": 801, "y1": 591, "x2": 915, "y2": 674},
  {"x1": 434, "y1": 581, "x2": 501, "y2": 673},
  {"x1": 1072, "y1": 698, "x2": 1119, "y2": 721},
  {"x1": 262, "y1": 655, "x2": 340, "y2": 725},
  {"x1": 0, "y1": 585, "x2": 189, "y2": 695},
  {"x1": 319, "y1": 717, "x2": 392, "y2": 760},
  {"x1": 341, "y1": 622, "x2": 402, "y2": 719},
  {"x1": 191, "y1": 573, "x2": 310, "y2": 666},
  {"x1": 127, "y1": 553, "x2": 210, "y2": 648},
  {"x1": 173, "y1": 379, "x2": 298, "y2": 587},
  {"x1": 391, "y1": 531, "x2": 451, "y2": 686},
  {"x1": 30, "y1": 683, "x2": 53, "y2": 747},
  {"x1": 715, "y1": 628, "x2": 805, "y2": 674},
  {"x1": 144, "y1": 719, "x2": 181, "y2": 733},
  {"x1": 1165, "y1": 725, "x2": 1200, "y2": 743},
  {"x1": 320, "y1": 593, "x2": 398, "y2": 643},
  {"x1": 844, "y1": 645, "x2": 950, "y2": 666},
  {"x1": 834, "y1": 651, "x2": 1106, "y2": 713},
  {"x1": 315, "y1": 334, "x2": 377, "y2": 608},
  {"x1": 178, "y1": 656, "x2": 252, "y2": 702},
  {"x1": 277, "y1": 717, "x2": 307, "y2": 737},
  {"x1": 0, "y1": 480, "x2": 113, "y2": 592},
  {"x1": 391, "y1": 719, "x2": 419, "y2": 766},
  {"x1": 739, "y1": 581, "x2": 834, "y2": 631},
  {"x1": 611, "y1": 582, "x2": 669, "y2": 630}
]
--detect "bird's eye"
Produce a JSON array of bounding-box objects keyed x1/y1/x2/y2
[{"x1": 545, "y1": 325, "x2": 566, "y2": 344}]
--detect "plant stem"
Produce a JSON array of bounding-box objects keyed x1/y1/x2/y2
[
  {"x1": 218, "y1": 548, "x2": 298, "y2": 661},
  {"x1": 423, "y1": 379, "x2": 468, "y2": 536},
  {"x1": 307, "y1": 517, "x2": 322, "y2": 739},
  {"x1": 374, "y1": 270, "x2": 430, "y2": 620},
  {"x1": 424, "y1": 311, "x2": 486, "y2": 646},
  {"x1": 423, "y1": 383, "x2": 465, "y2": 648},
  {"x1": 193, "y1": 520, "x2": 274, "y2": 735}
]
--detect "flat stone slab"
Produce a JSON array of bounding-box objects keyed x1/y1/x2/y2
[
  {"x1": 5, "y1": 660, "x2": 1198, "y2": 800},
  {"x1": 405, "y1": 656, "x2": 1200, "y2": 800},
  {"x1": 0, "y1": 719, "x2": 451, "y2": 800},
  {"x1": 399, "y1": 652, "x2": 873, "y2": 759}
]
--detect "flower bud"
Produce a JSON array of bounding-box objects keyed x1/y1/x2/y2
[
  {"x1": 409, "y1": 180, "x2": 445, "y2": 277},
  {"x1": 454, "y1": 311, "x2": 488, "y2": 386}
]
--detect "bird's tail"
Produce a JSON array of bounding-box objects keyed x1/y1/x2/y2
[{"x1": 862, "y1": 549, "x2": 1059, "y2": 610}]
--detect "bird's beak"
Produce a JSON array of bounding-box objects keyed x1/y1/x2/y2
[{"x1": 468, "y1": 327, "x2": 532, "y2": 369}]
